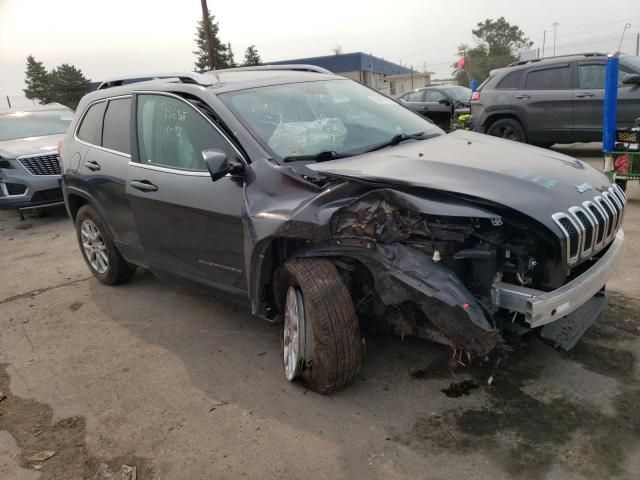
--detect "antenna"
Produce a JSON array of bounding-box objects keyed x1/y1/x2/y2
[{"x1": 617, "y1": 23, "x2": 632, "y2": 54}]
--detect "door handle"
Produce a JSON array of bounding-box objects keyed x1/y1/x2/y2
[
  {"x1": 421, "y1": 106, "x2": 429, "y2": 110},
  {"x1": 85, "y1": 160, "x2": 101, "y2": 171},
  {"x1": 575, "y1": 93, "x2": 595, "y2": 98},
  {"x1": 130, "y1": 180, "x2": 158, "y2": 192},
  {"x1": 515, "y1": 94, "x2": 531, "y2": 100}
]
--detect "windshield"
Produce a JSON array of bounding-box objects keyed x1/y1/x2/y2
[
  {"x1": 622, "y1": 56, "x2": 640, "y2": 73},
  {"x1": 445, "y1": 86, "x2": 472, "y2": 102},
  {"x1": 0, "y1": 109, "x2": 73, "y2": 141},
  {"x1": 220, "y1": 79, "x2": 442, "y2": 160}
]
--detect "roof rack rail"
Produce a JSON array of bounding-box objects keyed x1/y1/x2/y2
[
  {"x1": 219, "y1": 64, "x2": 332, "y2": 74},
  {"x1": 508, "y1": 52, "x2": 607, "y2": 67},
  {"x1": 96, "y1": 72, "x2": 215, "y2": 90}
]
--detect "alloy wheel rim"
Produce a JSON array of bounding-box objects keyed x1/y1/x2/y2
[
  {"x1": 80, "y1": 219, "x2": 109, "y2": 274},
  {"x1": 283, "y1": 286, "x2": 306, "y2": 381}
]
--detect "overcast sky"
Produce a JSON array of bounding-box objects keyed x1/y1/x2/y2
[{"x1": 1, "y1": 0, "x2": 639, "y2": 98}]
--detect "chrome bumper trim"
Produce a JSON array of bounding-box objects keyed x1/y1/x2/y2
[{"x1": 492, "y1": 229, "x2": 624, "y2": 328}]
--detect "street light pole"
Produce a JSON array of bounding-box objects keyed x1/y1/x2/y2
[
  {"x1": 200, "y1": 0, "x2": 216, "y2": 70},
  {"x1": 541, "y1": 30, "x2": 546, "y2": 58},
  {"x1": 552, "y1": 22, "x2": 559, "y2": 56}
]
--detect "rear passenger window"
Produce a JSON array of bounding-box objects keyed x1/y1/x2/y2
[
  {"x1": 76, "y1": 101, "x2": 106, "y2": 145},
  {"x1": 525, "y1": 66, "x2": 571, "y2": 90},
  {"x1": 102, "y1": 98, "x2": 131, "y2": 155},
  {"x1": 136, "y1": 94, "x2": 233, "y2": 172},
  {"x1": 497, "y1": 70, "x2": 524, "y2": 89},
  {"x1": 404, "y1": 91, "x2": 424, "y2": 102}
]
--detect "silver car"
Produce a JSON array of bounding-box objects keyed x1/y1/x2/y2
[{"x1": 0, "y1": 103, "x2": 73, "y2": 215}]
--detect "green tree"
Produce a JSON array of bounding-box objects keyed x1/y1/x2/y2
[
  {"x1": 193, "y1": 10, "x2": 232, "y2": 70},
  {"x1": 243, "y1": 45, "x2": 261, "y2": 66},
  {"x1": 48, "y1": 64, "x2": 90, "y2": 110},
  {"x1": 226, "y1": 42, "x2": 237, "y2": 67},
  {"x1": 453, "y1": 17, "x2": 532, "y2": 85},
  {"x1": 23, "y1": 55, "x2": 50, "y2": 104}
]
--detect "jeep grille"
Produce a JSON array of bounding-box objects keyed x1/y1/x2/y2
[{"x1": 552, "y1": 184, "x2": 626, "y2": 265}]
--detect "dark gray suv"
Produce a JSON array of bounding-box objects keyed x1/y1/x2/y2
[
  {"x1": 471, "y1": 53, "x2": 640, "y2": 146},
  {"x1": 62, "y1": 66, "x2": 625, "y2": 394}
]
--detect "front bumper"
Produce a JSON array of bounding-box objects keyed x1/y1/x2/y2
[{"x1": 492, "y1": 229, "x2": 624, "y2": 328}]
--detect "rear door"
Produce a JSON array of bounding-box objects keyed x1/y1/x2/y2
[
  {"x1": 127, "y1": 92, "x2": 246, "y2": 293},
  {"x1": 514, "y1": 64, "x2": 574, "y2": 143},
  {"x1": 399, "y1": 90, "x2": 428, "y2": 116},
  {"x1": 76, "y1": 96, "x2": 144, "y2": 262}
]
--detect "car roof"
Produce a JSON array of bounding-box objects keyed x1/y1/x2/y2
[{"x1": 0, "y1": 103, "x2": 72, "y2": 115}]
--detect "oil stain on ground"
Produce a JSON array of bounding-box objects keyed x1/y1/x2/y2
[
  {"x1": 399, "y1": 294, "x2": 640, "y2": 480},
  {"x1": 0, "y1": 364, "x2": 154, "y2": 479}
]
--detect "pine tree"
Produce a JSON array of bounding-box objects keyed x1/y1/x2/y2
[
  {"x1": 243, "y1": 45, "x2": 262, "y2": 66},
  {"x1": 226, "y1": 42, "x2": 237, "y2": 67},
  {"x1": 193, "y1": 10, "x2": 232, "y2": 70},
  {"x1": 23, "y1": 55, "x2": 51, "y2": 104},
  {"x1": 48, "y1": 64, "x2": 90, "y2": 110}
]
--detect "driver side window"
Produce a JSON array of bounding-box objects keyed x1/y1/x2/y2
[
  {"x1": 136, "y1": 94, "x2": 233, "y2": 172},
  {"x1": 425, "y1": 90, "x2": 447, "y2": 102}
]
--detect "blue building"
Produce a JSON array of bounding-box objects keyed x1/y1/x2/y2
[{"x1": 264, "y1": 52, "x2": 431, "y2": 96}]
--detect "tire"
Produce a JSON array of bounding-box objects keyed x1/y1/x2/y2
[
  {"x1": 75, "y1": 204, "x2": 136, "y2": 285},
  {"x1": 281, "y1": 259, "x2": 362, "y2": 394},
  {"x1": 486, "y1": 118, "x2": 526, "y2": 143},
  {"x1": 615, "y1": 179, "x2": 628, "y2": 192}
]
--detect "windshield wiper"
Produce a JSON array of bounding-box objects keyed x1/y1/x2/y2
[
  {"x1": 282, "y1": 151, "x2": 355, "y2": 163},
  {"x1": 363, "y1": 131, "x2": 439, "y2": 153}
]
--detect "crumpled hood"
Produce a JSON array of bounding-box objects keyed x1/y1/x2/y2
[
  {"x1": 308, "y1": 130, "x2": 613, "y2": 232},
  {"x1": 0, "y1": 134, "x2": 62, "y2": 158}
]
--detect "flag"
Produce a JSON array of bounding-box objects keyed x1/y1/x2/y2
[{"x1": 456, "y1": 57, "x2": 466, "y2": 68}]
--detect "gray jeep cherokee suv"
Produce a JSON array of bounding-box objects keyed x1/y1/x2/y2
[
  {"x1": 471, "y1": 53, "x2": 640, "y2": 146},
  {"x1": 0, "y1": 103, "x2": 73, "y2": 213},
  {"x1": 61, "y1": 66, "x2": 625, "y2": 394}
]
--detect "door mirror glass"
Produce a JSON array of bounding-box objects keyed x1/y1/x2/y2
[
  {"x1": 202, "y1": 149, "x2": 229, "y2": 181},
  {"x1": 622, "y1": 73, "x2": 640, "y2": 85}
]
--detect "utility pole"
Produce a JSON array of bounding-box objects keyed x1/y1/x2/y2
[
  {"x1": 542, "y1": 30, "x2": 546, "y2": 58},
  {"x1": 410, "y1": 66, "x2": 414, "y2": 89},
  {"x1": 200, "y1": 0, "x2": 216, "y2": 70},
  {"x1": 552, "y1": 22, "x2": 559, "y2": 56},
  {"x1": 6, "y1": 96, "x2": 11, "y2": 109},
  {"x1": 636, "y1": 33, "x2": 639, "y2": 56}
]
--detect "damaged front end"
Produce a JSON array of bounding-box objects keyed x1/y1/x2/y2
[
  {"x1": 301, "y1": 188, "x2": 559, "y2": 356},
  {"x1": 244, "y1": 158, "x2": 622, "y2": 359}
]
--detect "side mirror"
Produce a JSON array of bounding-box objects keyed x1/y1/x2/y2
[
  {"x1": 202, "y1": 149, "x2": 229, "y2": 181},
  {"x1": 622, "y1": 73, "x2": 640, "y2": 85},
  {"x1": 438, "y1": 98, "x2": 452, "y2": 106}
]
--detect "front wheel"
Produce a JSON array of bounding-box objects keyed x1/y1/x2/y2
[
  {"x1": 486, "y1": 118, "x2": 526, "y2": 143},
  {"x1": 281, "y1": 259, "x2": 362, "y2": 394}
]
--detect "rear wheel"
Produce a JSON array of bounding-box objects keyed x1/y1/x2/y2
[
  {"x1": 75, "y1": 205, "x2": 136, "y2": 285},
  {"x1": 281, "y1": 259, "x2": 362, "y2": 394},
  {"x1": 487, "y1": 118, "x2": 526, "y2": 143}
]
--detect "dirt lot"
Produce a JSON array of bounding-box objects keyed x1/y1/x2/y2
[{"x1": 1, "y1": 150, "x2": 639, "y2": 480}]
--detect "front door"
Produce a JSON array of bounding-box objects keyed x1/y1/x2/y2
[
  {"x1": 515, "y1": 63, "x2": 574, "y2": 144},
  {"x1": 423, "y1": 89, "x2": 453, "y2": 130},
  {"x1": 573, "y1": 61, "x2": 638, "y2": 141},
  {"x1": 126, "y1": 92, "x2": 246, "y2": 292}
]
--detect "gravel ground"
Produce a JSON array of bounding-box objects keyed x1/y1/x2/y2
[{"x1": 1, "y1": 149, "x2": 639, "y2": 480}]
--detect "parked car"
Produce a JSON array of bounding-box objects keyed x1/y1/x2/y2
[
  {"x1": 0, "y1": 103, "x2": 73, "y2": 213},
  {"x1": 398, "y1": 85, "x2": 471, "y2": 130},
  {"x1": 61, "y1": 66, "x2": 625, "y2": 394},
  {"x1": 471, "y1": 53, "x2": 640, "y2": 146}
]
